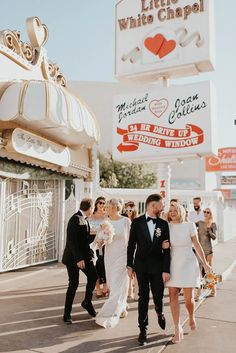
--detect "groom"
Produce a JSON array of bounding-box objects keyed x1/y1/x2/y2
[{"x1": 127, "y1": 194, "x2": 170, "y2": 345}]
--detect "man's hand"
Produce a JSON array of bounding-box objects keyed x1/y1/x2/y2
[
  {"x1": 77, "y1": 260, "x2": 85, "y2": 269},
  {"x1": 162, "y1": 272, "x2": 170, "y2": 283},
  {"x1": 127, "y1": 267, "x2": 134, "y2": 279},
  {"x1": 162, "y1": 240, "x2": 170, "y2": 249}
]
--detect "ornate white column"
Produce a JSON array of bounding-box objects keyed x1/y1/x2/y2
[{"x1": 156, "y1": 163, "x2": 171, "y2": 212}]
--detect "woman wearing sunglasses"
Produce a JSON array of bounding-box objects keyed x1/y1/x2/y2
[
  {"x1": 89, "y1": 197, "x2": 109, "y2": 298},
  {"x1": 196, "y1": 208, "x2": 217, "y2": 298},
  {"x1": 125, "y1": 201, "x2": 139, "y2": 301}
]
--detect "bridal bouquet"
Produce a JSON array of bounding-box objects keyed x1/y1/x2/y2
[
  {"x1": 97, "y1": 220, "x2": 115, "y2": 248},
  {"x1": 202, "y1": 272, "x2": 222, "y2": 290}
]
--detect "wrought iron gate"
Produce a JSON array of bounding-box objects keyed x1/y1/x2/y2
[{"x1": 0, "y1": 178, "x2": 62, "y2": 272}]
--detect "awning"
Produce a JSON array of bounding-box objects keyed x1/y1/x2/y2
[{"x1": 0, "y1": 80, "x2": 100, "y2": 147}]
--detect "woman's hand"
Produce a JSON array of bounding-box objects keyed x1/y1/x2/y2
[
  {"x1": 162, "y1": 240, "x2": 170, "y2": 250},
  {"x1": 204, "y1": 263, "x2": 212, "y2": 273},
  {"x1": 97, "y1": 239, "x2": 104, "y2": 248}
]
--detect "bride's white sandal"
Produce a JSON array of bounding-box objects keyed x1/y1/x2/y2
[
  {"x1": 120, "y1": 310, "x2": 128, "y2": 318},
  {"x1": 172, "y1": 324, "x2": 184, "y2": 344}
]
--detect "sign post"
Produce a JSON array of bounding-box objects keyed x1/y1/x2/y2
[{"x1": 157, "y1": 163, "x2": 171, "y2": 211}]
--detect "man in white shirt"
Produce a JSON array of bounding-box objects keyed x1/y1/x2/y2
[{"x1": 189, "y1": 197, "x2": 205, "y2": 223}]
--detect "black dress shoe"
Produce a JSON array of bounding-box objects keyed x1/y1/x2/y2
[
  {"x1": 81, "y1": 301, "x2": 97, "y2": 317},
  {"x1": 138, "y1": 330, "x2": 147, "y2": 346},
  {"x1": 63, "y1": 317, "x2": 72, "y2": 324},
  {"x1": 158, "y1": 313, "x2": 166, "y2": 330}
]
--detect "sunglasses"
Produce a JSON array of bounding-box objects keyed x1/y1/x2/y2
[
  {"x1": 98, "y1": 201, "x2": 105, "y2": 205},
  {"x1": 204, "y1": 211, "x2": 211, "y2": 214}
]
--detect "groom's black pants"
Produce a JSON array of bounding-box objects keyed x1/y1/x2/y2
[
  {"x1": 63, "y1": 261, "x2": 97, "y2": 319},
  {"x1": 136, "y1": 271, "x2": 164, "y2": 330}
]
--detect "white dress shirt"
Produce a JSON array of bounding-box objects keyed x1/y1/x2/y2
[
  {"x1": 188, "y1": 209, "x2": 205, "y2": 223},
  {"x1": 146, "y1": 213, "x2": 156, "y2": 241}
]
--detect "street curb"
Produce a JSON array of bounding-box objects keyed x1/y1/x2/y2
[{"x1": 150, "y1": 259, "x2": 236, "y2": 353}]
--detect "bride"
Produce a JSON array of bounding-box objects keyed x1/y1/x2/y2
[{"x1": 96, "y1": 198, "x2": 131, "y2": 329}]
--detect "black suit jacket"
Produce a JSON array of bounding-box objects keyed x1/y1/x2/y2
[
  {"x1": 62, "y1": 211, "x2": 94, "y2": 265},
  {"x1": 127, "y1": 215, "x2": 171, "y2": 274}
]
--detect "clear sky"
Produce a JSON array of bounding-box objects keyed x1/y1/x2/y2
[{"x1": 1, "y1": 0, "x2": 235, "y2": 148}]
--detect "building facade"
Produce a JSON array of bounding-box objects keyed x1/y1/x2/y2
[{"x1": 0, "y1": 18, "x2": 99, "y2": 271}]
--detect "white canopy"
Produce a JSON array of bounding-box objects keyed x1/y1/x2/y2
[{"x1": 0, "y1": 80, "x2": 99, "y2": 147}]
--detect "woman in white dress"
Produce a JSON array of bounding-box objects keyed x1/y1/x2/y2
[
  {"x1": 165, "y1": 202, "x2": 211, "y2": 344},
  {"x1": 96, "y1": 198, "x2": 131, "y2": 329}
]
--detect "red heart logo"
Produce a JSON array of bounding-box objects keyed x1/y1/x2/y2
[
  {"x1": 144, "y1": 34, "x2": 165, "y2": 56},
  {"x1": 158, "y1": 39, "x2": 176, "y2": 59}
]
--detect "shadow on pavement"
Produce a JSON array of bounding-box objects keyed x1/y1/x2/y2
[{"x1": 62, "y1": 333, "x2": 173, "y2": 353}]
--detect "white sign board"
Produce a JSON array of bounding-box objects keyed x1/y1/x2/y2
[
  {"x1": 115, "y1": 0, "x2": 215, "y2": 80},
  {"x1": 6, "y1": 128, "x2": 71, "y2": 167},
  {"x1": 112, "y1": 81, "x2": 216, "y2": 162}
]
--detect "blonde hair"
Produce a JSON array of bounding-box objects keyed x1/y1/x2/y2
[
  {"x1": 168, "y1": 202, "x2": 186, "y2": 223},
  {"x1": 108, "y1": 198, "x2": 123, "y2": 212},
  {"x1": 204, "y1": 207, "x2": 213, "y2": 221}
]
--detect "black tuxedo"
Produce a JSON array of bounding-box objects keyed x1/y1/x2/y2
[
  {"x1": 127, "y1": 214, "x2": 170, "y2": 330},
  {"x1": 62, "y1": 211, "x2": 97, "y2": 320}
]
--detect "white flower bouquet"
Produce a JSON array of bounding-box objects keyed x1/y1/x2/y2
[{"x1": 97, "y1": 221, "x2": 115, "y2": 250}]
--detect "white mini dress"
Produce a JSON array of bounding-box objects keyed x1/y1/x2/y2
[{"x1": 165, "y1": 222, "x2": 201, "y2": 288}]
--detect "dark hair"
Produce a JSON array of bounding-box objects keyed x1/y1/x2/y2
[
  {"x1": 193, "y1": 197, "x2": 201, "y2": 201},
  {"x1": 145, "y1": 194, "x2": 162, "y2": 209},
  {"x1": 80, "y1": 198, "x2": 93, "y2": 211},
  {"x1": 94, "y1": 196, "x2": 106, "y2": 213},
  {"x1": 170, "y1": 198, "x2": 179, "y2": 203}
]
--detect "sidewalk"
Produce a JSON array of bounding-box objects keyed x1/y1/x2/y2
[{"x1": 0, "y1": 237, "x2": 236, "y2": 353}]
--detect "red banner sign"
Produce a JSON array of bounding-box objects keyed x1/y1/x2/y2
[{"x1": 117, "y1": 123, "x2": 204, "y2": 153}]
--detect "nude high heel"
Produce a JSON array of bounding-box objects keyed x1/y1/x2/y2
[{"x1": 172, "y1": 324, "x2": 184, "y2": 344}]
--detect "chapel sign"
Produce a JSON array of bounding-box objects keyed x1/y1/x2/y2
[{"x1": 115, "y1": 0, "x2": 215, "y2": 81}]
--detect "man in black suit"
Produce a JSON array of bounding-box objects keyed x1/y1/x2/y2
[
  {"x1": 62, "y1": 198, "x2": 98, "y2": 323},
  {"x1": 127, "y1": 194, "x2": 170, "y2": 345}
]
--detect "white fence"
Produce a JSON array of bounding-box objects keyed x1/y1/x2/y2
[{"x1": 100, "y1": 187, "x2": 236, "y2": 242}]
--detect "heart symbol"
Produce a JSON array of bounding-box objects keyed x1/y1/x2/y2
[
  {"x1": 149, "y1": 99, "x2": 168, "y2": 118},
  {"x1": 26, "y1": 17, "x2": 48, "y2": 48},
  {"x1": 144, "y1": 34, "x2": 165, "y2": 56},
  {"x1": 158, "y1": 39, "x2": 176, "y2": 59}
]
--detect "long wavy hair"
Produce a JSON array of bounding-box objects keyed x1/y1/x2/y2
[{"x1": 93, "y1": 196, "x2": 106, "y2": 214}]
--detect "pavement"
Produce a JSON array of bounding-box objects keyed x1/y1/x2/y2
[{"x1": 0, "y1": 237, "x2": 236, "y2": 353}]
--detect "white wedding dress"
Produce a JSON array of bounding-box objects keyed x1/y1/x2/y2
[{"x1": 96, "y1": 217, "x2": 131, "y2": 328}]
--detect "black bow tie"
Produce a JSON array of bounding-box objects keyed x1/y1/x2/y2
[{"x1": 147, "y1": 216, "x2": 158, "y2": 224}]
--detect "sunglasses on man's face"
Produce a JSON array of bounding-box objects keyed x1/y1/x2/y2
[
  {"x1": 98, "y1": 201, "x2": 105, "y2": 205},
  {"x1": 204, "y1": 211, "x2": 211, "y2": 214}
]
